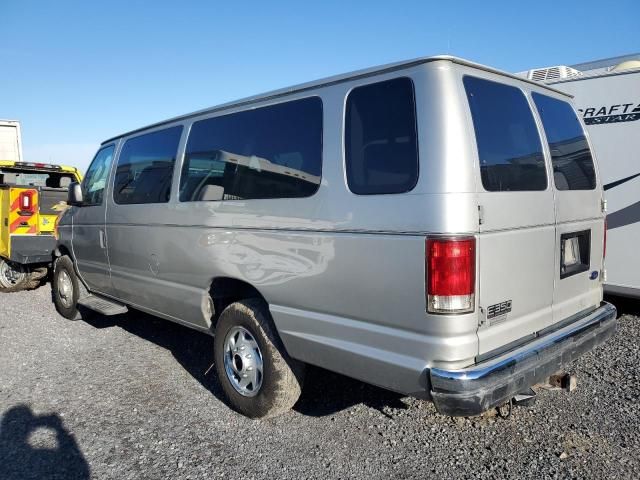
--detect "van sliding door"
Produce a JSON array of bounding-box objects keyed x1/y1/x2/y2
[{"x1": 106, "y1": 126, "x2": 186, "y2": 318}]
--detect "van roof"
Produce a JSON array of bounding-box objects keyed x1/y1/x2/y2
[{"x1": 102, "y1": 55, "x2": 572, "y2": 145}]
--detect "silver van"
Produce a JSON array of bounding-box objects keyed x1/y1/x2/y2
[{"x1": 53, "y1": 56, "x2": 617, "y2": 418}]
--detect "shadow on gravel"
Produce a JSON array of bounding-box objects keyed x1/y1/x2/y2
[
  {"x1": 294, "y1": 366, "x2": 409, "y2": 418},
  {"x1": 0, "y1": 405, "x2": 90, "y2": 480},
  {"x1": 604, "y1": 294, "x2": 640, "y2": 317},
  {"x1": 79, "y1": 308, "x2": 408, "y2": 417},
  {"x1": 81, "y1": 308, "x2": 226, "y2": 400}
]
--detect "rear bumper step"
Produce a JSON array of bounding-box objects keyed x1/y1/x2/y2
[
  {"x1": 9, "y1": 235, "x2": 56, "y2": 264},
  {"x1": 429, "y1": 301, "x2": 617, "y2": 416}
]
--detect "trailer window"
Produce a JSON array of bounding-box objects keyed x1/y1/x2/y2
[
  {"x1": 464, "y1": 76, "x2": 547, "y2": 192},
  {"x1": 180, "y1": 97, "x2": 322, "y2": 201},
  {"x1": 532, "y1": 93, "x2": 596, "y2": 191},
  {"x1": 345, "y1": 77, "x2": 418, "y2": 195},
  {"x1": 114, "y1": 126, "x2": 183, "y2": 205}
]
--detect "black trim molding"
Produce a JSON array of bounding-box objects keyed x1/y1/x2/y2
[{"x1": 604, "y1": 172, "x2": 640, "y2": 191}]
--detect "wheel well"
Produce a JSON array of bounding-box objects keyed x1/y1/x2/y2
[
  {"x1": 209, "y1": 277, "x2": 266, "y2": 322},
  {"x1": 53, "y1": 245, "x2": 86, "y2": 289},
  {"x1": 54, "y1": 245, "x2": 72, "y2": 260}
]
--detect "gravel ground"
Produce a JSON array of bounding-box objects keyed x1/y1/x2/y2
[{"x1": 0, "y1": 286, "x2": 638, "y2": 480}]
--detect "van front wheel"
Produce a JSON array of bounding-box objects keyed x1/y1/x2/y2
[
  {"x1": 52, "y1": 256, "x2": 80, "y2": 320},
  {"x1": 214, "y1": 299, "x2": 305, "y2": 419}
]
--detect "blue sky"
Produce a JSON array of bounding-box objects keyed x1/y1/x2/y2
[{"x1": 2, "y1": 0, "x2": 639, "y2": 172}]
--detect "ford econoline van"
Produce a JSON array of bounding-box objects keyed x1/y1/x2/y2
[{"x1": 53, "y1": 56, "x2": 616, "y2": 418}]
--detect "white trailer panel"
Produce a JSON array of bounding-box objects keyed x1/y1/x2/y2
[
  {"x1": 549, "y1": 67, "x2": 640, "y2": 298},
  {"x1": 0, "y1": 120, "x2": 23, "y2": 162}
]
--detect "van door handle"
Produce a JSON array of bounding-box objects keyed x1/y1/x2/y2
[{"x1": 99, "y1": 230, "x2": 106, "y2": 249}]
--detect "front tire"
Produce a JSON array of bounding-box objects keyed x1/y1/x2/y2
[
  {"x1": 0, "y1": 258, "x2": 41, "y2": 293},
  {"x1": 214, "y1": 299, "x2": 305, "y2": 419},
  {"x1": 52, "y1": 256, "x2": 80, "y2": 320}
]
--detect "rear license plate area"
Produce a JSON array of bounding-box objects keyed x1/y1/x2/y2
[{"x1": 560, "y1": 230, "x2": 591, "y2": 279}]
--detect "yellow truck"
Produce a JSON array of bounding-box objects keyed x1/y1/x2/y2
[{"x1": 0, "y1": 161, "x2": 82, "y2": 292}]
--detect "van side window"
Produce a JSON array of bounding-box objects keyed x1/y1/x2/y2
[
  {"x1": 464, "y1": 76, "x2": 547, "y2": 192},
  {"x1": 345, "y1": 77, "x2": 418, "y2": 195},
  {"x1": 180, "y1": 97, "x2": 322, "y2": 202},
  {"x1": 82, "y1": 145, "x2": 115, "y2": 206},
  {"x1": 532, "y1": 93, "x2": 596, "y2": 190},
  {"x1": 113, "y1": 126, "x2": 183, "y2": 205}
]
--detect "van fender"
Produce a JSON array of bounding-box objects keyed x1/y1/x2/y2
[{"x1": 204, "y1": 277, "x2": 290, "y2": 350}]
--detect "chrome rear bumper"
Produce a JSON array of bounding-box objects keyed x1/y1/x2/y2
[{"x1": 429, "y1": 302, "x2": 617, "y2": 416}]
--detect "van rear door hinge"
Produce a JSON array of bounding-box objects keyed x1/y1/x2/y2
[
  {"x1": 601, "y1": 198, "x2": 607, "y2": 213},
  {"x1": 478, "y1": 205, "x2": 484, "y2": 225}
]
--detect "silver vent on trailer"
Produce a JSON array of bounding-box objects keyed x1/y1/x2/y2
[{"x1": 524, "y1": 65, "x2": 583, "y2": 82}]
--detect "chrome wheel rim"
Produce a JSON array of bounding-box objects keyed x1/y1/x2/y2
[
  {"x1": 0, "y1": 260, "x2": 26, "y2": 288},
  {"x1": 57, "y1": 270, "x2": 74, "y2": 308},
  {"x1": 223, "y1": 326, "x2": 264, "y2": 397}
]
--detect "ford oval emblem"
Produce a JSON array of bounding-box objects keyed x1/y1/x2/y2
[{"x1": 590, "y1": 271, "x2": 599, "y2": 280}]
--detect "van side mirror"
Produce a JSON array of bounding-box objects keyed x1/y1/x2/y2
[{"x1": 67, "y1": 182, "x2": 84, "y2": 206}]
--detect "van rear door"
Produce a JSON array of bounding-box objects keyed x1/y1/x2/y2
[
  {"x1": 463, "y1": 75, "x2": 556, "y2": 356},
  {"x1": 531, "y1": 93, "x2": 604, "y2": 322}
]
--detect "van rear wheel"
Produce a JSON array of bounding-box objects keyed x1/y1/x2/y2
[
  {"x1": 52, "y1": 256, "x2": 80, "y2": 320},
  {"x1": 214, "y1": 299, "x2": 305, "y2": 419},
  {"x1": 0, "y1": 258, "x2": 41, "y2": 293}
]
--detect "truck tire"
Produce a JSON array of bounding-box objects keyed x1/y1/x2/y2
[
  {"x1": 52, "y1": 256, "x2": 80, "y2": 320},
  {"x1": 214, "y1": 299, "x2": 305, "y2": 419},
  {"x1": 0, "y1": 258, "x2": 41, "y2": 293}
]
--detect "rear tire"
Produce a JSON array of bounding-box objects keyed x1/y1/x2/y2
[
  {"x1": 52, "y1": 256, "x2": 80, "y2": 320},
  {"x1": 214, "y1": 299, "x2": 305, "y2": 419},
  {"x1": 0, "y1": 258, "x2": 41, "y2": 293}
]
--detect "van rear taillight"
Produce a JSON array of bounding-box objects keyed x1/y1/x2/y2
[
  {"x1": 426, "y1": 237, "x2": 475, "y2": 314},
  {"x1": 19, "y1": 191, "x2": 36, "y2": 214}
]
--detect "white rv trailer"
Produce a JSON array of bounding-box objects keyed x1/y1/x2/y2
[
  {"x1": 0, "y1": 120, "x2": 23, "y2": 162},
  {"x1": 521, "y1": 54, "x2": 640, "y2": 299}
]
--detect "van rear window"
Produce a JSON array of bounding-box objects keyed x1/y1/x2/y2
[
  {"x1": 345, "y1": 77, "x2": 418, "y2": 195},
  {"x1": 532, "y1": 93, "x2": 596, "y2": 191},
  {"x1": 464, "y1": 76, "x2": 547, "y2": 192}
]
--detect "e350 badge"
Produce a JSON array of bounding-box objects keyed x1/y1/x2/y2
[{"x1": 487, "y1": 300, "x2": 512, "y2": 322}]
